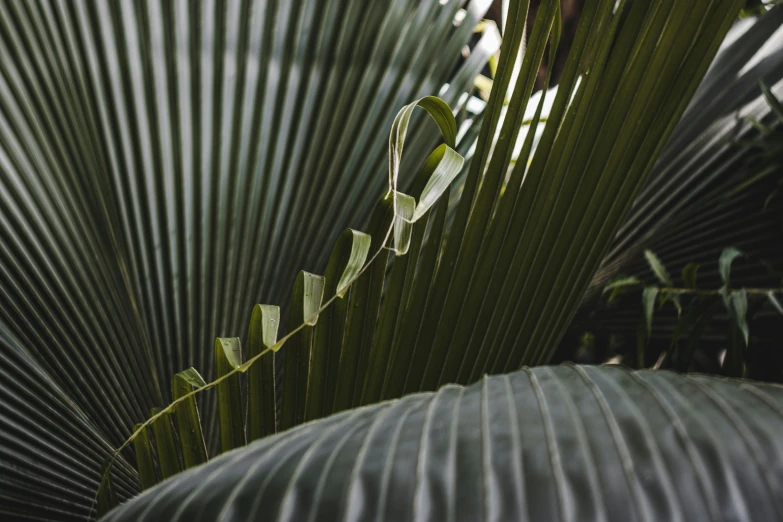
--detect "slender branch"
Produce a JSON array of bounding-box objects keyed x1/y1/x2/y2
[{"x1": 657, "y1": 287, "x2": 783, "y2": 296}]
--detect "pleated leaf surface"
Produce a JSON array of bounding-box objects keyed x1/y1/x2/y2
[
  {"x1": 0, "y1": 0, "x2": 492, "y2": 519},
  {"x1": 103, "y1": 364, "x2": 783, "y2": 522}
]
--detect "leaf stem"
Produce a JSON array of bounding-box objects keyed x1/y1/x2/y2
[{"x1": 657, "y1": 287, "x2": 783, "y2": 296}]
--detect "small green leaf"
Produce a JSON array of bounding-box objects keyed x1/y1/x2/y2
[
  {"x1": 603, "y1": 276, "x2": 641, "y2": 302},
  {"x1": 173, "y1": 367, "x2": 207, "y2": 389},
  {"x1": 280, "y1": 272, "x2": 325, "y2": 431},
  {"x1": 603, "y1": 276, "x2": 641, "y2": 293},
  {"x1": 644, "y1": 251, "x2": 681, "y2": 315},
  {"x1": 388, "y1": 96, "x2": 457, "y2": 193},
  {"x1": 150, "y1": 408, "x2": 182, "y2": 479},
  {"x1": 246, "y1": 305, "x2": 279, "y2": 441},
  {"x1": 642, "y1": 287, "x2": 659, "y2": 340},
  {"x1": 132, "y1": 424, "x2": 158, "y2": 491},
  {"x1": 300, "y1": 272, "x2": 326, "y2": 326},
  {"x1": 412, "y1": 145, "x2": 465, "y2": 222},
  {"x1": 392, "y1": 192, "x2": 416, "y2": 255},
  {"x1": 335, "y1": 230, "x2": 372, "y2": 298},
  {"x1": 172, "y1": 368, "x2": 208, "y2": 468},
  {"x1": 719, "y1": 247, "x2": 744, "y2": 285},
  {"x1": 307, "y1": 230, "x2": 369, "y2": 422},
  {"x1": 642, "y1": 252, "x2": 681, "y2": 315},
  {"x1": 644, "y1": 250, "x2": 673, "y2": 285},
  {"x1": 215, "y1": 338, "x2": 245, "y2": 453},
  {"x1": 681, "y1": 263, "x2": 700, "y2": 289},
  {"x1": 729, "y1": 289, "x2": 750, "y2": 347},
  {"x1": 333, "y1": 197, "x2": 395, "y2": 414},
  {"x1": 769, "y1": 292, "x2": 783, "y2": 316}
]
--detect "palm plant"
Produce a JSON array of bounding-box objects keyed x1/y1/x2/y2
[
  {"x1": 0, "y1": 0, "x2": 493, "y2": 518},
  {"x1": 3, "y1": 1, "x2": 783, "y2": 521},
  {"x1": 572, "y1": 8, "x2": 783, "y2": 374}
]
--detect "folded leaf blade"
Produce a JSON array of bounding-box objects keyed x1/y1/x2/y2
[
  {"x1": 247, "y1": 305, "x2": 279, "y2": 441},
  {"x1": 215, "y1": 338, "x2": 245, "y2": 453},
  {"x1": 172, "y1": 368, "x2": 208, "y2": 468}
]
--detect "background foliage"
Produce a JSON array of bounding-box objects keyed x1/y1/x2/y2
[{"x1": 563, "y1": 9, "x2": 783, "y2": 378}]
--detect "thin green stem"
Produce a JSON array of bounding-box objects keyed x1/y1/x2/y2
[{"x1": 657, "y1": 287, "x2": 783, "y2": 296}]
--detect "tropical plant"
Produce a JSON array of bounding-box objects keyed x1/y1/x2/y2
[
  {"x1": 3, "y1": 0, "x2": 782, "y2": 521},
  {"x1": 586, "y1": 4, "x2": 783, "y2": 302},
  {"x1": 0, "y1": 0, "x2": 494, "y2": 518},
  {"x1": 573, "y1": 23, "x2": 783, "y2": 375},
  {"x1": 600, "y1": 247, "x2": 783, "y2": 374}
]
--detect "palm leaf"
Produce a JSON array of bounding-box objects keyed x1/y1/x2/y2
[
  {"x1": 576, "y1": 7, "x2": 783, "y2": 370},
  {"x1": 103, "y1": 364, "x2": 783, "y2": 522},
  {"x1": 593, "y1": 6, "x2": 783, "y2": 293},
  {"x1": 0, "y1": 1, "x2": 492, "y2": 519},
  {"x1": 366, "y1": 0, "x2": 746, "y2": 398},
  {"x1": 0, "y1": 327, "x2": 137, "y2": 520}
]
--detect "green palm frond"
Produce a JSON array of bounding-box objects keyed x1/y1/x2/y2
[
  {"x1": 575, "y1": 7, "x2": 783, "y2": 372},
  {"x1": 94, "y1": 0, "x2": 750, "y2": 513},
  {"x1": 0, "y1": 1, "x2": 493, "y2": 519}
]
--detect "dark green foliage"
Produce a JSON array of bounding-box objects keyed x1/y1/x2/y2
[
  {"x1": 599, "y1": 248, "x2": 782, "y2": 376},
  {"x1": 103, "y1": 365, "x2": 783, "y2": 522},
  {"x1": 572, "y1": 12, "x2": 783, "y2": 376}
]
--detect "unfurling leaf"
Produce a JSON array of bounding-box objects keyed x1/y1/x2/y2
[
  {"x1": 299, "y1": 272, "x2": 327, "y2": 327},
  {"x1": 306, "y1": 230, "x2": 371, "y2": 423},
  {"x1": 644, "y1": 251, "x2": 681, "y2": 315},
  {"x1": 215, "y1": 338, "x2": 245, "y2": 453},
  {"x1": 603, "y1": 276, "x2": 641, "y2": 302},
  {"x1": 729, "y1": 289, "x2": 750, "y2": 347},
  {"x1": 334, "y1": 230, "x2": 372, "y2": 298},
  {"x1": 131, "y1": 424, "x2": 157, "y2": 491},
  {"x1": 392, "y1": 192, "x2": 416, "y2": 255},
  {"x1": 172, "y1": 368, "x2": 208, "y2": 468},
  {"x1": 173, "y1": 368, "x2": 207, "y2": 389},
  {"x1": 281, "y1": 272, "x2": 326, "y2": 431},
  {"x1": 644, "y1": 250, "x2": 673, "y2": 285},
  {"x1": 412, "y1": 145, "x2": 465, "y2": 222},
  {"x1": 247, "y1": 305, "x2": 279, "y2": 441},
  {"x1": 388, "y1": 96, "x2": 457, "y2": 193},
  {"x1": 719, "y1": 247, "x2": 744, "y2": 285}
]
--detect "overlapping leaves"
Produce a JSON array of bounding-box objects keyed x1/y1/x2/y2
[
  {"x1": 580, "y1": 11, "x2": 783, "y2": 372},
  {"x1": 96, "y1": 0, "x2": 749, "y2": 514},
  {"x1": 0, "y1": 1, "x2": 493, "y2": 519}
]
